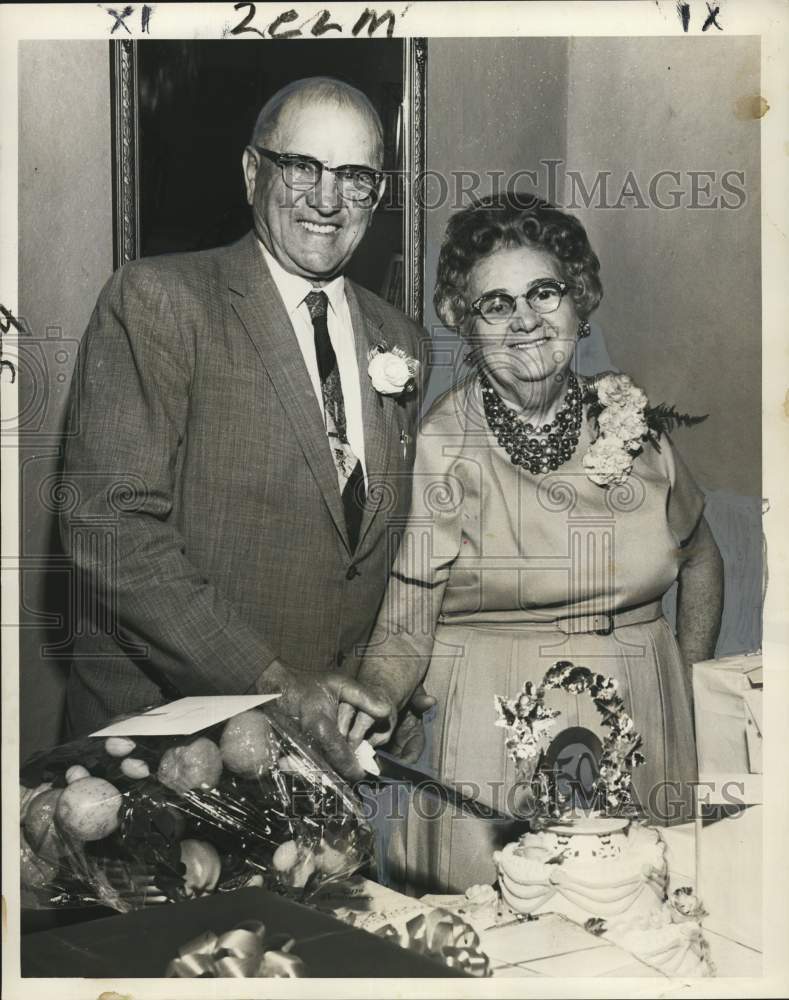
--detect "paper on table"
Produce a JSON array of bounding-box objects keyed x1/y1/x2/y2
[
  {"x1": 480, "y1": 913, "x2": 607, "y2": 964},
  {"x1": 525, "y1": 944, "x2": 663, "y2": 978},
  {"x1": 89, "y1": 695, "x2": 281, "y2": 737}
]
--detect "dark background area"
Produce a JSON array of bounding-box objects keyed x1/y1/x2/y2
[{"x1": 138, "y1": 40, "x2": 404, "y2": 300}]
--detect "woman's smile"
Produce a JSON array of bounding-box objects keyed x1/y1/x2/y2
[
  {"x1": 466, "y1": 245, "x2": 578, "y2": 405},
  {"x1": 507, "y1": 334, "x2": 551, "y2": 350}
]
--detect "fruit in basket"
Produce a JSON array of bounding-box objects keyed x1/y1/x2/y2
[
  {"x1": 220, "y1": 710, "x2": 278, "y2": 778},
  {"x1": 20, "y1": 829, "x2": 58, "y2": 889},
  {"x1": 179, "y1": 839, "x2": 222, "y2": 896},
  {"x1": 157, "y1": 737, "x2": 223, "y2": 793},
  {"x1": 105, "y1": 736, "x2": 136, "y2": 757},
  {"x1": 272, "y1": 839, "x2": 317, "y2": 888},
  {"x1": 121, "y1": 757, "x2": 150, "y2": 779},
  {"x1": 272, "y1": 839, "x2": 299, "y2": 872},
  {"x1": 65, "y1": 765, "x2": 90, "y2": 784},
  {"x1": 290, "y1": 850, "x2": 317, "y2": 888},
  {"x1": 23, "y1": 788, "x2": 67, "y2": 862},
  {"x1": 56, "y1": 776, "x2": 123, "y2": 841},
  {"x1": 20, "y1": 782, "x2": 52, "y2": 822}
]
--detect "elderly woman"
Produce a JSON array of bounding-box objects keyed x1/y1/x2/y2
[{"x1": 348, "y1": 195, "x2": 723, "y2": 893}]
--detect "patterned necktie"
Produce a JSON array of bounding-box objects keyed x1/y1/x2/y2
[{"x1": 304, "y1": 290, "x2": 366, "y2": 550}]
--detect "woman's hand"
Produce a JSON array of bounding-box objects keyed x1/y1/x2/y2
[
  {"x1": 387, "y1": 687, "x2": 437, "y2": 763},
  {"x1": 340, "y1": 684, "x2": 436, "y2": 765}
]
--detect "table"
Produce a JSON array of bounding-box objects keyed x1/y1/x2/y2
[
  {"x1": 321, "y1": 819, "x2": 763, "y2": 979},
  {"x1": 320, "y1": 878, "x2": 665, "y2": 977}
]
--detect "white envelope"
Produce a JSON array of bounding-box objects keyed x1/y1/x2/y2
[{"x1": 89, "y1": 694, "x2": 280, "y2": 737}]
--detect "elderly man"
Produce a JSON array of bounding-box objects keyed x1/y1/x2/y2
[{"x1": 60, "y1": 77, "x2": 431, "y2": 777}]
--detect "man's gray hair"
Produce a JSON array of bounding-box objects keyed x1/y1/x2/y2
[{"x1": 250, "y1": 77, "x2": 384, "y2": 168}]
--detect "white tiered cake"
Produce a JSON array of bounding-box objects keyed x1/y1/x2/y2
[
  {"x1": 492, "y1": 663, "x2": 713, "y2": 977},
  {"x1": 493, "y1": 816, "x2": 711, "y2": 975},
  {"x1": 494, "y1": 816, "x2": 664, "y2": 921}
]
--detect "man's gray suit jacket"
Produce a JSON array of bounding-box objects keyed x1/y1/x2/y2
[{"x1": 60, "y1": 231, "x2": 427, "y2": 736}]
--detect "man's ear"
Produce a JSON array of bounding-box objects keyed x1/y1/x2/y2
[
  {"x1": 241, "y1": 147, "x2": 258, "y2": 205},
  {"x1": 371, "y1": 174, "x2": 388, "y2": 215}
]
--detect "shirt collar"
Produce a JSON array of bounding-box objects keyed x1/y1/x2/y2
[{"x1": 257, "y1": 238, "x2": 345, "y2": 317}]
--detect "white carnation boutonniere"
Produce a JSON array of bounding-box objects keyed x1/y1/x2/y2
[
  {"x1": 583, "y1": 372, "x2": 708, "y2": 488},
  {"x1": 367, "y1": 342, "x2": 420, "y2": 397}
]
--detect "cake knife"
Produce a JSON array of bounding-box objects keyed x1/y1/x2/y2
[{"x1": 357, "y1": 749, "x2": 517, "y2": 822}]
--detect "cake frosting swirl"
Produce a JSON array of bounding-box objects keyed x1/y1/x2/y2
[
  {"x1": 494, "y1": 821, "x2": 666, "y2": 922},
  {"x1": 494, "y1": 819, "x2": 712, "y2": 976}
]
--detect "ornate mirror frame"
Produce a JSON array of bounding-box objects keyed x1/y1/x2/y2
[{"x1": 110, "y1": 39, "x2": 427, "y2": 323}]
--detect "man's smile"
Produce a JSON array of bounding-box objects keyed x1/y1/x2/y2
[{"x1": 298, "y1": 219, "x2": 342, "y2": 235}]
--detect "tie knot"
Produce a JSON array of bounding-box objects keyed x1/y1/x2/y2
[{"x1": 304, "y1": 290, "x2": 329, "y2": 321}]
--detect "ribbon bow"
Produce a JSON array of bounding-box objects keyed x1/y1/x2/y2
[
  {"x1": 376, "y1": 908, "x2": 491, "y2": 977},
  {"x1": 166, "y1": 920, "x2": 307, "y2": 978}
]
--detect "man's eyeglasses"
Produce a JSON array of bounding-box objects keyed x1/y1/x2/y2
[
  {"x1": 471, "y1": 279, "x2": 573, "y2": 324},
  {"x1": 254, "y1": 146, "x2": 384, "y2": 206}
]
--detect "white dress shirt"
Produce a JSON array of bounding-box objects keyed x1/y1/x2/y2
[{"x1": 258, "y1": 241, "x2": 367, "y2": 486}]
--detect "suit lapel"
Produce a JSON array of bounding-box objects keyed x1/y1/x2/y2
[
  {"x1": 226, "y1": 233, "x2": 350, "y2": 549},
  {"x1": 345, "y1": 281, "x2": 396, "y2": 551}
]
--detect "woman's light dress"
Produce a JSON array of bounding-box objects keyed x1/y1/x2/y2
[{"x1": 365, "y1": 375, "x2": 704, "y2": 893}]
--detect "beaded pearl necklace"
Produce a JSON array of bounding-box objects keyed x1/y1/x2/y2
[{"x1": 480, "y1": 372, "x2": 583, "y2": 475}]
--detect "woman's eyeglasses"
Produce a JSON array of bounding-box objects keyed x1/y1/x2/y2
[
  {"x1": 471, "y1": 279, "x2": 573, "y2": 324},
  {"x1": 254, "y1": 146, "x2": 384, "y2": 206}
]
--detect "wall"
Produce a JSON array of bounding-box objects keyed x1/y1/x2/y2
[
  {"x1": 564, "y1": 36, "x2": 761, "y2": 497},
  {"x1": 18, "y1": 40, "x2": 113, "y2": 757},
  {"x1": 423, "y1": 37, "x2": 570, "y2": 401}
]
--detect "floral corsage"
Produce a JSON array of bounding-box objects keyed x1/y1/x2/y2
[
  {"x1": 583, "y1": 373, "x2": 707, "y2": 487},
  {"x1": 367, "y1": 342, "x2": 419, "y2": 397}
]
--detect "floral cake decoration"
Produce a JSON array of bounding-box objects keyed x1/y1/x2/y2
[{"x1": 494, "y1": 660, "x2": 646, "y2": 822}]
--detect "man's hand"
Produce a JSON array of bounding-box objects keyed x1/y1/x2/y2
[
  {"x1": 343, "y1": 683, "x2": 436, "y2": 764},
  {"x1": 256, "y1": 661, "x2": 393, "y2": 781}
]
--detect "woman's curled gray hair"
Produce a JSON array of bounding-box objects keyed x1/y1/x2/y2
[{"x1": 433, "y1": 194, "x2": 603, "y2": 331}]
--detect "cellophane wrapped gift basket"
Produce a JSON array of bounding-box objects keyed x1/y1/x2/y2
[{"x1": 19, "y1": 696, "x2": 374, "y2": 914}]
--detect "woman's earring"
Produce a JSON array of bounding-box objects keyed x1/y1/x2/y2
[{"x1": 578, "y1": 320, "x2": 591, "y2": 339}]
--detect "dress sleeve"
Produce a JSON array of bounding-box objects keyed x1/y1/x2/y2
[
  {"x1": 662, "y1": 435, "x2": 706, "y2": 547},
  {"x1": 360, "y1": 412, "x2": 465, "y2": 669}
]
